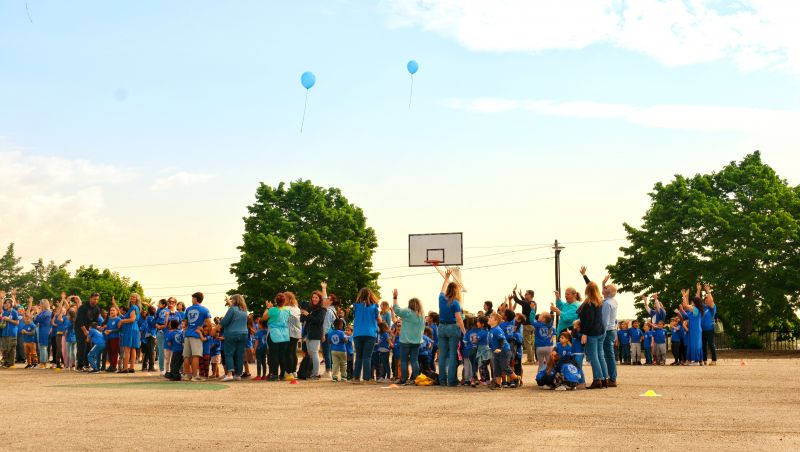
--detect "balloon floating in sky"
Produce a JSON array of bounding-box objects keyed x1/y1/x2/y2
[
  {"x1": 300, "y1": 71, "x2": 316, "y2": 133},
  {"x1": 301, "y1": 71, "x2": 316, "y2": 90},
  {"x1": 407, "y1": 60, "x2": 419, "y2": 109}
]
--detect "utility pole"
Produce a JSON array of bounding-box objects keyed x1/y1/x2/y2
[{"x1": 552, "y1": 240, "x2": 565, "y2": 333}]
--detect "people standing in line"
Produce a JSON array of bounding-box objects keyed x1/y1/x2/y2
[
  {"x1": 437, "y1": 270, "x2": 467, "y2": 387},
  {"x1": 510, "y1": 286, "x2": 536, "y2": 364}
]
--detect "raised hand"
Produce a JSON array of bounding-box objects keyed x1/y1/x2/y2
[
  {"x1": 392, "y1": 289, "x2": 398, "y2": 299},
  {"x1": 579, "y1": 266, "x2": 587, "y2": 276},
  {"x1": 321, "y1": 281, "x2": 327, "y2": 290},
  {"x1": 553, "y1": 290, "x2": 560, "y2": 300},
  {"x1": 696, "y1": 281, "x2": 702, "y2": 291},
  {"x1": 603, "y1": 274, "x2": 610, "y2": 286},
  {"x1": 704, "y1": 283, "x2": 712, "y2": 293},
  {"x1": 507, "y1": 294, "x2": 513, "y2": 302}
]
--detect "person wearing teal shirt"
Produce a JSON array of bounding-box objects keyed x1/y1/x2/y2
[
  {"x1": 553, "y1": 288, "x2": 581, "y2": 334},
  {"x1": 392, "y1": 289, "x2": 425, "y2": 384},
  {"x1": 262, "y1": 293, "x2": 291, "y2": 381}
]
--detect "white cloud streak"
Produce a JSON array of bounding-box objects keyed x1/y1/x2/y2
[
  {"x1": 387, "y1": 0, "x2": 800, "y2": 72},
  {"x1": 150, "y1": 171, "x2": 215, "y2": 191}
]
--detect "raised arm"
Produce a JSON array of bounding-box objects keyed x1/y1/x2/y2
[
  {"x1": 704, "y1": 283, "x2": 715, "y2": 308},
  {"x1": 440, "y1": 269, "x2": 451, "y2": 293},
  {"x1": 580, "y1": 266, "x2": 590, "y2": 285},
  {"x1": 695, "y1": 282, "x2": 702, "y2": 299},
  {"x1": 550, "y1": 303, "x2": 561, "y2": 315},
  {"x1": 392, "y1": 289, "x2": 399, "y2": 307},
  {"x1": 321, "y1": 281, "x2": 332, "y2": 308}
]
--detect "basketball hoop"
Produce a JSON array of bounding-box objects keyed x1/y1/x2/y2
[
  {"x1": 411, "y1": 233, "x2": 466, "y2": 293},
  {"x1": 425, "y1": 260, "x2": 466, "y2": 293}
]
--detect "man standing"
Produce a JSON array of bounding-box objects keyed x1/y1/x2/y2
[
  {"x1": 1, "y1": 298, "x2": 20, "y2": 367},
  {"x1": 183, "y1": 292, "x2": 213, "y2": 381},
  {"x1": 510, "y1": 287, "x2": 536, "y2": 364},
  {"x1": 75, "y1": 293, "x2": 101, "y2": 371}
]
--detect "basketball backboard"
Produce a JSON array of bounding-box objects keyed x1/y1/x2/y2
[{"x1": 408, "y1": 232, "x2": 463, "y2": 267}]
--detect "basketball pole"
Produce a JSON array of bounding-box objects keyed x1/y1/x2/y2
[{"x1": 553, "y1": 240, "x2": 565, "y2": 333}]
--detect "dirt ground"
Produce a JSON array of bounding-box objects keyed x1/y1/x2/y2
[{"x1": 2, "y1": 357, "x2": 799, "y2": 452}]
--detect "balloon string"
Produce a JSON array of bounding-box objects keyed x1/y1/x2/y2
[
  {"x1": 26, "y1": 1, "x2": 33, "y2": 23},
  {"x1": 300, "y1": 89, "x2": 309, "y2": 133},
  {"x1": 408, "y1": 74, "x2": 414, "y2": 109}
]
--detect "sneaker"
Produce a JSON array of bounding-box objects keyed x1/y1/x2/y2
[
  {"x1": 233, "y1": 376, "x2": 242, "y2": 381},
  {"x1": 332, "y1": 377, "x2": 339, "y2": 382},
  {"x1": 402, "y1": 380, "x2": 415, "y2": 386},
  {"x1": 89, "y1": 369, "x2": 101, "y2": 374},
  {"x1": 709, "y1": 361, "x2": 717, "y2": 366},
  {"x1": 489, "y1": 382, "x2": 502, "y2": 390},
  {"x1": 182, "y1": 375, "x2": 192, "y2": 381},
  {"x1": 192, "y1": 376, "x2": 206, "y2": 382},
  {"x1": 351, "y1": 378, "x2": 361, "y2": 384},
  {"x1": 555, "y1": 385, "x2": 567, "y2": 391},
  {"x1": 221, "y1": 375, "x2": 234, "y2": 382},
  {"x1": 284, "y1": 374, "x2": 296, "y2": 382}
]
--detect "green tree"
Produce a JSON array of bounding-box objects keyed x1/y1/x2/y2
[
  {"x1": 70, "y1": 265, "x2": 146, "y2": 309},
  {"x1": 230, "y1": 180, "x2": 379, "y2": 315},
  {"x1": 0, "y1": 243, "x2": 25, "y2": 291},
  {"x1": 608, "y1": 152, "x2": 800, "y2": 337}
]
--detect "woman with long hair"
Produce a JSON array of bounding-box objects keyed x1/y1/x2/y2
[
  {"x1": 302, "y1": 282, "x2": 330, "y2": 380},
  {"x1": 118, "y1": 293, "x2": 142, "y2": 373},
  {"x1": 577, "y1": 282, "x2": 607, "y2": 389},
  {"x1": 678, "y1": 289, "x2": 704, "y2": 365},
  {"x1": 391, "y1": 289, "x2": 425, "y2": 384},
  {"x1": 283, "y1": 291, "x2": 302, "y2": 378},
  {"x1": 221, "y1": 294, "x2": 249, "y2": 381},
  {"x1": 437, "y1": 270, "x2": 467, "y2": 387},
  {"x1": 262, "y1": 293, "x2": 291, "y2": 381},
  {"x1": 351, "y1": 287, "x2": 380, "y2": 383}
]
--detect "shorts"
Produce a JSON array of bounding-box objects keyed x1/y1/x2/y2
[
  {"x1": 492, "y1": 349, "x2": 513, "y2": 377},
  {"x1": 211, "y1": 355, "x2": 221, "y2": 364},
  {"x1": 183, "y1": 337, "x2": 204, "y2": 357}
]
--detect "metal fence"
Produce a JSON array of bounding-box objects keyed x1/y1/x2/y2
[{"x1": 714, "y1": 330, "x2": 800, "y2": 351}]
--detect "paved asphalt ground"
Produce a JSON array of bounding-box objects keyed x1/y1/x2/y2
[{"x1": 1, "y1": 356, "x2": 798, "y2": 451}]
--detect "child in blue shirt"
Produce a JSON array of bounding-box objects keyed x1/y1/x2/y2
[
  {"x1": 473, "y1": 317, "x2": 491, "y2": 386},
  {"x1": 570, "y1": 320, "x2": 585, "y2": 387},
  {"x1": 390, "y1": 322, "x2": 402, "y2": 382},
  {"x1": 254, "y1": 319, "x2": 269, "y2": 380},
  {"x1": 488, "y1": 313, "x2": 520, "y2": 390},
  {"x1": 554, "y1": 331, "x2": 573, "y2": 366},
  {"x1": 628, "y1": 320, "x2": 643, "y2": 365},
  {"x1": 327, "y1": 318, "x2": 349, "y2": 381},
  {"x1": 21, "y1": 313, "x2": 38, "y2": 368},
  {"x1": 164, "y1": 320, "x2": 184, "y2": 381},
  {"x1": 653, "y1": 321, "x2": 668, "y2": 365},
  {"x1": 616, "y1": 321, "x2": 631, "y2": 364},
  {"x1": 532, "y1": 312, "x2": 554, "y2": 372},
  {"x1": 197, "y1": 323, "x2": 213, "y2": 379},
  {"x1": 375, "y1": 322, "x2": 393, "y2": 383},
  {"x1": 209, "y1": 327, "x2": 222, "y2": 379},
  {"x1": 87, "y1": 323, "x2": 106, "y2": 373},
  {"x1": 345, "y1": 325, "x2": 354, "y2": 381},
  {"x1": 418, "y1": 328, "x2": 434, "y2": 376},
  {"x1": 461, "y1": 317, "x2": 475, "y2": 385},
  {"x1": 642, "y1": 323, "x2": 654, "y2": 365},
  {"x1": 669, "y1": 318, "x2": 684, "y2": 365}
]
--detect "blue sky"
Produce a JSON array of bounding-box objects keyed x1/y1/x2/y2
[{"x1": 2, "y1": 1, "x2": 799, "y2": 315}]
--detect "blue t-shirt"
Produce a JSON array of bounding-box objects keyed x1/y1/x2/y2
[
  {"x1": 346, "y1": 336, "x2": 354, "y2": 355},
  {"x1": 327, "y1": 329, "x2": 348, "y2": 353},
  {"x1": 653, "y1": 328, "x2": 667, "y2": 344},
  {"x1": 532, "y1": 320, "x2": 553, "y2": 347},
  {"x1": 105, "y1": 316, "x2": 121, "y2": 339},
  {"x1": 184, "y1": 304, "x2": 210, "y2": 339},
  {"x1": 166, "y1": 330, "x2": 184, "y2": 353},
  {"x1": 419, "y1": 335, "x2": 433, "y2": 356},
  {"x1": 628, "y1": 328, "x2": 643, "y2": 343},
  {"x1": 649, "y1": 307, "x2": 667, "y2": 324},
  {"x1": 88, "y1": 328, "x2": 106, "y2": 347},
  {"x1": 34, "y1": 310, "x2": 51, "y2": 343},
  {"x1": 210, "y1": 337, "x2": 222, "y2": 356},
  {"x1": 201, "y1": 335, "x2": 211, "y2": 355},
  {"x1": 467, "y1": 328, "x2": 487, "y2": 348},
  {"x1": 488, "y1": 325, "x2": 510, "y2": 351},
  {"x1": 63, "y1": 318, "x2": 76, "y2": 342},
  {"x1": 267, "y1": 307, "x2": 290, "y2": 343},
  {"x1": 500, "y1": 321, "x2": 516, "y2": 338},
  {"x1": 702, "y1": 305, "x2": 717, "y2": 331},
  {"x1": 21, "y1": 322, "x2": 37, "y2": 343},
  {"x1": 255, "y1": 329, "x2": 269, "y2": 350},
  {"x1": 643, "y1": 330, "x2": 653, "y2": 349},
  {"x1": 617, "y1": 329, "x2": 630, "y2": 345},
  {"x1": 555, "y1": 342, "x2": 572, "y2": 362},
  {"x1": 571, "y1": 331, "x2": 584, "y2": 354},
  {"x1": 671, "y1": 325, "x2": 684, "y2": 343},
  {"x1": 380, "y1": 311, "x2": 392, "y2": 327},
  {"x1": 167, "y1": 310, "x2": 183, "y2": 325},
  {"x1": 353, "y1": 303, "x2": 379, "y2": 338},
  {"x1": 145, "y1": 316, "x2": 157, "y2": 337},
  {"x1": 438, "y1": 293, "x2": 462, "y2": 323},
  {"x1": 376, "y1": 332, "x2": 391, "y2": 352},
  {"x1": 511, "y1": 331, "x2": 523, "y2": 357},
  {"x1": 155, "y1": 307, "x2": 168, "y2": 325}
]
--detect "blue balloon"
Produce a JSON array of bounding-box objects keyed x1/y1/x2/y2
[
  {"x1": 407, "y1": 60, "x2": 419, "y2": 75},
  {"x1": 301, "y1": 71, "x2": 316, "y2": 89}
]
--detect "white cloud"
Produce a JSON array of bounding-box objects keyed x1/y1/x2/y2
[
  {"x1": 386, "y1": 0, "x2": 800, "y2": 72},
  {"x1": 443, "y1": 97, "x2": 800, "y2": 141},
  {"x1": 150, "y1": 171, "x2": 215, "y2": 191}
]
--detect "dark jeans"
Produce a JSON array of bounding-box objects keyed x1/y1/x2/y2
[
  {"x1": 287, "y1": 338, "x2": 299, "y2": 373},
  {"x1": 166, "y1": 351, "x2": 183, "y2": 380},
  {"x1": 399, "y1": 343, "x2": 420, "y2": 382},
  {"x1": 437, "y1": 323, "x2": 461, "y2": 386},
  {"x1": 702, "y1": 330, "x2": 717, "y2": 362},
  {"x1": 268, "y1": 336, "x2": 290, "y2": 377},
  {"x1": 224, "y1": 332, "x2": 247, "y2": 376},
  {"x1": 644, "y1": 347, "x2": 653, "y2": 364},
  {"x1": 321, "y1": 339, "x2": 332, "y2": 372},
  {"x1": 76, "y1": 330, "x2": 88, "y2": 368},
  {"x1": 377, "y1": 351, "x2": 390, "y2": 380},
  {"x1": 142, "y1": 337, "x2": 155, "y2": 370},
  {"x1": 256, "y1": 346, "x2": 268, "y2": 377},
  {"x1": 353, "y1": 336, "x2": 376, "y2": 381}
]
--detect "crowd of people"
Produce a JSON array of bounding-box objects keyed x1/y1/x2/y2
[{"x1": 0, "y1": 267, "x2": 720, "y2": 390}]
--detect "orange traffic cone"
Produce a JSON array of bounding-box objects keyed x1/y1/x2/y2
[
  {"x1": 740, "y1": 360, "x2": 747, "y2": 367},
  {"x1": 290, "y1": 380, "x2": 299, "y2": 385}
]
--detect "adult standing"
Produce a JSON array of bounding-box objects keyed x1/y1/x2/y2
[
  {"x1": 221, "y1": 294, "x2": 249, "y2": 381},
  {"x1": 698, "y1": 283, "x2": 717, "y2": 366},
  {"x1": 581, "y1": 266, "x2": 618, "y2": 387},
  {"x1": 438, "y1": 270, "x2": 467, "y2": 387},
  {"x1": 577, "y1": 282, "x2": 607, "y2": 389},
  {"x1": 183, "y1": 292, "x2": 213, "y2": 381},
  {"x1": 284, "y1": 292, "x2": 302, "y2": 378},
  {"x1": 33, "y1": 299, "x2": 52, "y2": 369},
  {"x1": 159, "y1": 298, "x2": 181, "y2": 376},
  {"x1": 118, "y1": 294, "x2": 142, "y2": 373},
  {"x1": 75, "y1": 293, "x2": 101, "y2": 371},
  {"x1": 554, "y1": 287, "x2": 581, "y2": 334},
  {"x1": 351, "y1": 288, "x2": 380, "y2": 383},
  {"x1": 511, "y1": 286, "x2": 536, "y2": 364},
  {"x1": 321, "y1": 294, "x2": 339, "y2": 376},
  {"x1": 263, "y1": 293, "x2": 291, "y2": 381},
  {"x1": 153, "y1": 299, "x2": 169, "y2": 374},
  {"x1": 302, "y1": 282, "x2": 330, "y2": 380},
  {"x1": 678, "y1": 289, "x2": 704, "y2": 365},
  {"x1": 391, "y1": 289, "x2": 425, "y2": 384},
  {"x1": 1, "y1": 298, "x2": 20, "y2": 368}
]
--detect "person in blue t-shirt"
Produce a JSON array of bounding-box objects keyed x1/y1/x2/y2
[
  {"x1": 616, "y1": 321, "x2": 631, "y2": 364},
  {"x1": 473, "y1": 317, "x2": 491, "y2": 386},
  {"x1": 344, "y1": 325, "x2": 354, "y2": 381},
  {"x1": 669, "y1": 318, "x2": 684, "y2": 365},
  {"x1": 21, "y1": 313, "x2": 39, "y2": 368},
  {"x1": 164, "y1": 319, "x2": 185, "y2": 381},
  {"x1": 103, "y1": 305, "x2": 122, "y2": 372},
  {"x1": 327, "y1": 318, "x2": 349, "y2": 381},
  {"x1": 181, "y1": 292, "x2": 212, "y2": 381},
  {"x1": 570, "y1": 320, "x2": 585, "y2": 387},
  {"x1": 33, "y1": 301, "x2": 51, "y2": 369},
  {"x1": 699, "y1": 283, "x2": 718, "y2": 366},
  {"x1": 488, "y1": 313, "x2": 520, "y2": 390},
  {"x1": 87, "y1": 322, "x2": 106, "y2": 373},
  {"x1": 628, "y1": 320, "x2": 643, "y2": 365},
  {"x1": 642, "y1": 323, "x2": 654, "y2": 365},
  {"x1": 653, "y1": 321, "x2": 668, "y2": 365},
  {"x1": 64, "y1": 308, "x2": 78, "y2": 371},
  {"x1": 375, "y1": 323, "x2": 392, "y2": 382},
  {"x1": 418, "y1": 328, "x2": 434, "y2": 376},
  {"x1": 532, "y1": 311, "x2": 554, "y2": 372},
  {"x1": 1, "y1": 298, "x2": 21, "y2": 368},
  {"x1": 254, "y1": 319, "x2": 269, "y2": 380},
  {"x1": 555, "y1": 331, "x2": 573, "y2": 366},
  {"x1": 438, "y1": 271, "x2": 467, "y2": 387}
]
